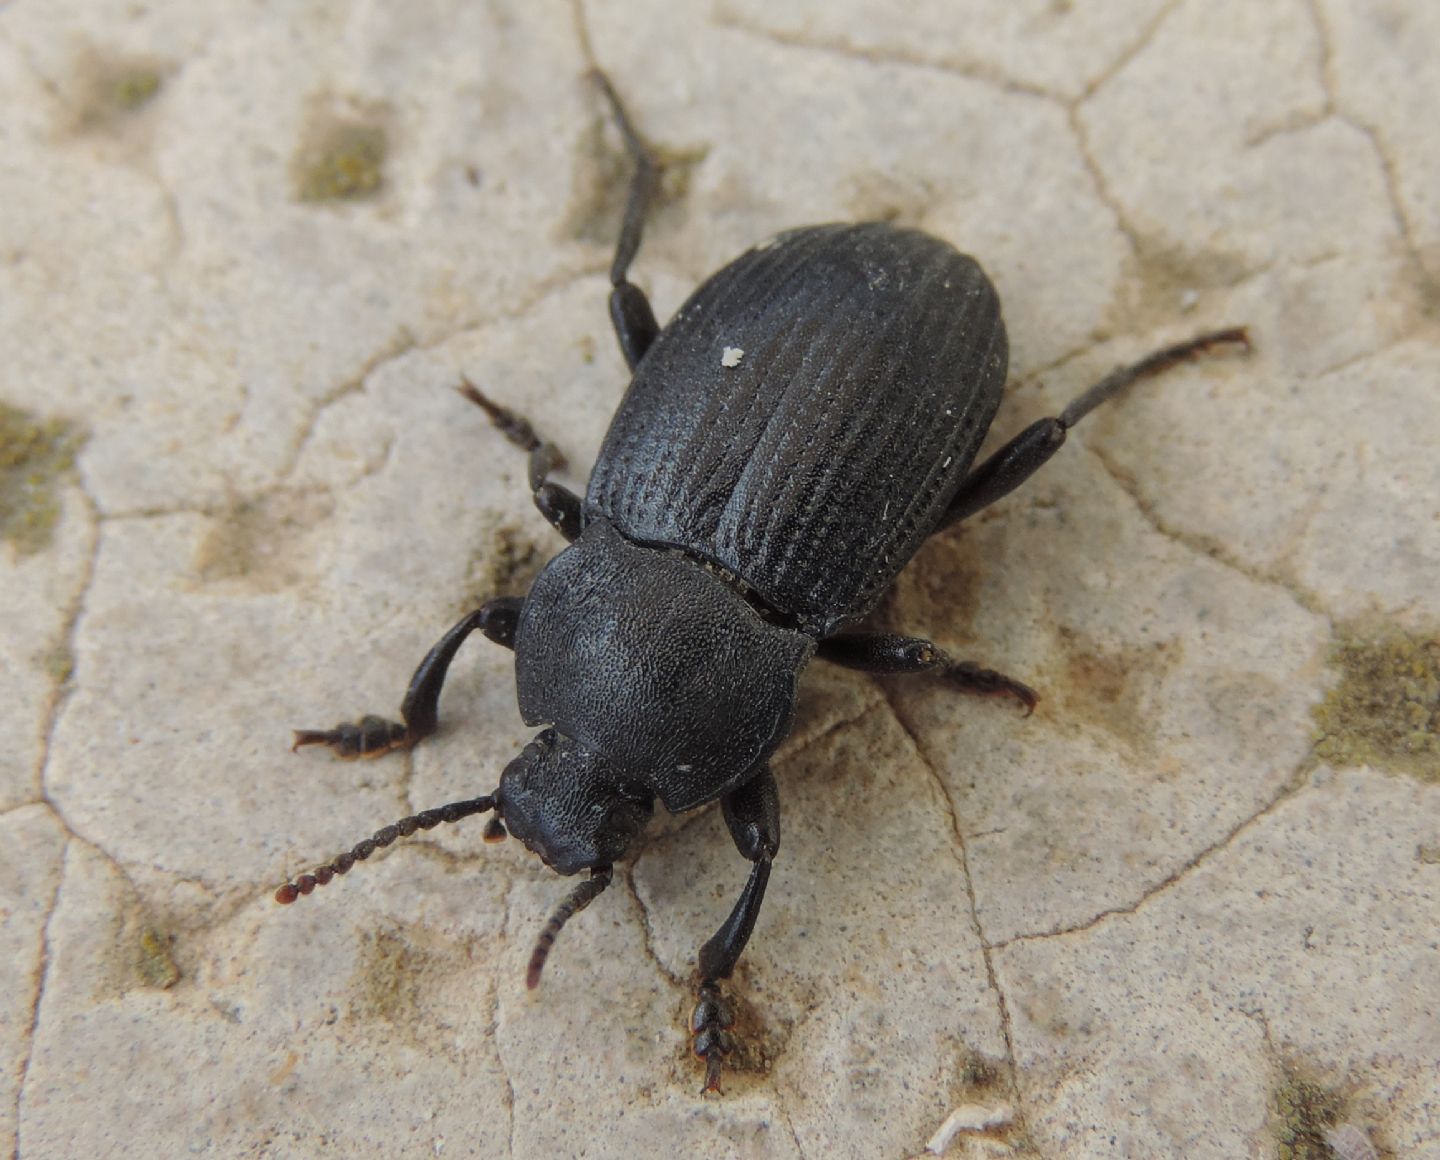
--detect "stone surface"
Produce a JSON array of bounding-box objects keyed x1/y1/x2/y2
[{"x1": 1, "y1": 1, "x2": 1435, "y2": 1157}]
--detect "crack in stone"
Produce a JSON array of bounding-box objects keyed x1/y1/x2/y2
[
  {"x1": 11, "y1": 831, "x2": 66, "y2": 1160},
  {"x1": 1084, "y1": 435, "x2": 1333, "y2": 623},
  {"x1": 1066, "y1": 103, "x2": 1146, "y2": 265},
  {"x1": 33, "y1": 484, "x2": 100, "y2": 804},
  {"x1": 619, "y1": 864, "x2": 686, "y2": 991},
  {"x1": 874, "y1": 688, "x2": 1030, "y2": 1140},
  {"x1": 775, "y1": 1094, "x2": 810, "y2": 1160},
  {"x1": 709, "y1": 4, "x2": 1059, "y2": 103},
  {"x1": 1071, "y1": 0, "x2": 1182, "y2": 106},
  {"x1": 481, "y1": 976, "x2": 515, "y2": 1160},
  {"x1": 277, "y1": 327, "x2": 417, "y2": 480},
  {"x1": 1305, "y1": 0, "x2": 1433, "y2": 289},
  {"x1": 991, "y1": 758, "x2": 1313, "y2": 950},
  {"x1": 1303, "y1": 0, "x2": 1339, "y2": 116}
]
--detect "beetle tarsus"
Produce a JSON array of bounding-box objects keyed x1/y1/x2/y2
[
  {"x1": 941, "y1": 326, "x2": 1252, "y2": 530},
  {"x1": 291, "y1": 714, "x2": 411, "y2": 759},
  {"x1": 941, "y1": 661, "x2": 1039, "y2": 716},
  {"x1": 691, "y1": 980, "x2": 737, "y2": 1094},
  {"x1": 817, "y1": 632, "x2": 1038, "y2": 713}
]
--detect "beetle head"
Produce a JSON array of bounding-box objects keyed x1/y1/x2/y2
[{"x1": 496, "y1": 728, "x2": 653, "y2": 876}]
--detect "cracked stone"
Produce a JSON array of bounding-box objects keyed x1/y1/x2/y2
[{"x1": 3, "y1": 0, "x2": 1436, "y2": 1155}]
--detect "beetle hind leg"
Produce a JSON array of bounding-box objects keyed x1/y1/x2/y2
[
  {"x1": 691, "y1": 768, "x2": 779, "y2": 1093},
  {"x1": 293, "y1": 599, "x2": 522, "y2": 759},
  {"x1": 939, "y1": 327, "x2": 1250, "y2": 529},
  {"x1": 817, "y1": 631, "x2": 1038, "y2": 715}
]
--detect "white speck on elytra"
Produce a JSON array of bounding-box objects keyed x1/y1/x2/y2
[{"x1": 721, "y1": 346, "x2": 745, "y2": 368}]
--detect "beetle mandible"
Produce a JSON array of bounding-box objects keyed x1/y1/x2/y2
[{"x1": 276, "y1": 71, "x2": 1249, "y2": 1092}]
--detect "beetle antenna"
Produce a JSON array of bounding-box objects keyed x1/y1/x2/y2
[
  {"x1": 526, "y1": 866, "x2": 614, "y2": 988},
  {"x1": 274, "y1": 795, "x2": 498, "y2": 904}
]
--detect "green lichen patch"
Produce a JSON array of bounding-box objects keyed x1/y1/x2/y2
[
  {"x1": 0, "y1": 401, "x2": 85, "y2": 556},
  {"x1": 136, "y1": 926, "x2": 181, "y2": 990},
  {"x1": 73, "y1": 55, "x2": 166, "y2": 130},
  {"x1": 295, "y1": 118, "x2": 388, "y2": 202},
  {"x1": 355, "y1": 927, "x2": 426, "y2": 1025},
  {"x1": 1272, "y1": 1072, "x2": 1344, "y2": 1160},
  {"x1": 1313, "y1": 626, "x2": 1440, "y2": 782}
]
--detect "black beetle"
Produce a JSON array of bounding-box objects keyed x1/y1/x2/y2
[{"x1": 276, "y1": 72, "x2": 1249, "y2": 1091}]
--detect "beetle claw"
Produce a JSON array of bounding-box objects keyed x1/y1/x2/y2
[
  {"x1": 692, "y1": 980, "x2": 738, "y2": 1093},
  {"x1": 291, "y1": 715, "x2": 411, "y2": 759},
  {"x1": 941, "y1": 663, "x2": 1039, "y2": 716}
]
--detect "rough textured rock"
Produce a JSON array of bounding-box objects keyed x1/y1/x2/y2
[{"x1": 1, "y1": 1, "x2": 1435, "y2": 1157}]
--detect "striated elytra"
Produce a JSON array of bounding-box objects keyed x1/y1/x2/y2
[{"x1": 277, "y1": 71, "x2": 1249, "y2": 1092}]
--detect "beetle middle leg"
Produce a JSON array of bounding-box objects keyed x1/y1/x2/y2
[
  {"x1": 292, "y1": 598, "x2": 523, "y2": 758},
  {"x1": 592, "y1": 70, "x2": 661, "y2": 371},
  {"x1": 692, "y1": 767, "x2": 780, "y2": 1093},
  {"x1": 939, "y1": 327, "x2": 1251, "y2": 529},
  {"x1": 817, "y1": 632, "x2": 1038, "y2": 714},
  {"x1": 456, "y1": 379, "x2": 584, "y2": 542}
]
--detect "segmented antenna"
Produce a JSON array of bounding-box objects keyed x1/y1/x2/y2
[
  {"x1": 274, "y1": 796, "x2": 498, "y2": 904},
  {"x1": 526, "y1": 866, "x2": 614, "y2": 988}
]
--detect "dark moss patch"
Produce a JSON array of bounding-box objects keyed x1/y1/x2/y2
[
  {"x1": 565, "y1": 108, "x2": 707, "y2": 247},
  {"x1": 136, "y1": 926, "x2": 181, "y2": 990},
  {"x1": 1055, "y1": 625, "x2": 1182, "y2": 755},
  {"x1": 1313, "y1": 626, "x2": 1439, "y2": 782},
  {"x1": 1273, "y1": 1072, "x2": 1344, "y2": 1160},
  {"x1": 72, "y1": 54, "x2": 167, "y2": 131},
  {"x1": 462, "y1": 518, "x2": 544, "y2": 608},
  {"x1": 0, "y1": 402, "x2": 85, "y2": 556},
  {"x1": 1103, "y1": 233, "x2": 1254, "y2": 338},
  {"x1": 295, "y1": 118, "x2": 388, "y2": 202},
  {"x1": 878, "y1": 530, "x2": 984, "y2": 639},
  {"x1": 956, "y1": 1049, "x2": 1004, "y2": 1092},
  {"x1": 193, "y1": 489, "x2": 333, "y2": 591}
]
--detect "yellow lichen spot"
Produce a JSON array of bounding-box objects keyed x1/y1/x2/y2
[
  {"x1": 73, "y1": 55, "x2": 166, "y2": 130},
  {"x1": 108, "y1": 68, "x2": 162, "y2": 112},
  {"x1": 1313, "y1": 626, "x2": 1440, "y2": 782},
  {"x1": 0, "y1": 402, "x2": 84, "y2": 556},
  {"x1": 137, "y1": 926, "x2": 181, "y2": 990},
  {"x1": 295, "y1": 120, "x2": 387, "y2": 203}
]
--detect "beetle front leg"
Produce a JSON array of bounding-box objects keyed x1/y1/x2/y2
[
  {"x1": 818, "y1": 631, "x2": 1038, "y2": 715},
  {"x1": 292, "y1": 597, "x2": 523, "y2": 759},
  {"x1": 593, "y1": 70, "x2": 661, "y2": 370},
  {"x1": 692, "y1": 768, "x2": 779, "y2": 1093},
  {"x1": 939, "y1": 327, "x2": 1250, "y2": 529},
  {"x1": 457, "y1": 380, "x2": 584, "y2": 542}
]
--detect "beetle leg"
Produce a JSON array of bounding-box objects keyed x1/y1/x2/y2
[
  {"x1": 592, "y1": 70, "x2": 661, "y2": 370},
  {"x1": 457, "y1": 379, "x2": 585, "y2": 542},
  {"x1": 692, "y1": 768, "x2": 779, "y2": 1093},
  {"x1": 817, "y1": 632, "x2": 1038, "y2": 715},
  {"x1": 292, "y1": 598, "x2": 523, "y2": 759},
  {"x1": 939, "y1": 327, "x2": 1251, "y2": 529}
]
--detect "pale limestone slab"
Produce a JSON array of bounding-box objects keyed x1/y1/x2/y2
[{"x1": 2, "y1": 0, "x2": 1436, "y2": 1157}]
